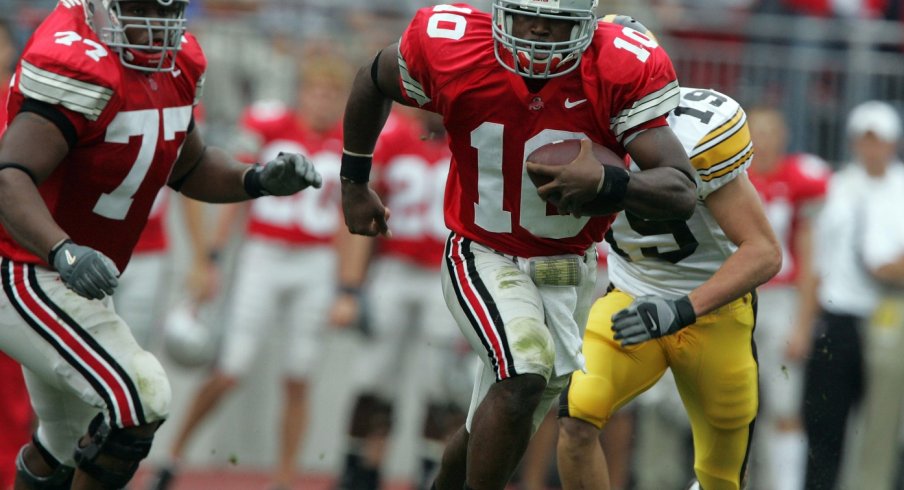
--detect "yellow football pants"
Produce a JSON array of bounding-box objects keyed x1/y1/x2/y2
[{"x1": 562, "y1": 289, "x2": 758, "y2": 490}]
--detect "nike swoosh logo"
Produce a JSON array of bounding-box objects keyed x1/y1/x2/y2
[
  {"x1": 564, "y1": 98, "x2": 588, "y2": 109},
  {"x1": 65, "y1": 250, "x2": 77, "y2": 266},
  {"x1": 172, "y1": 69, "x2": 182, "y2": 78},
  {"x1": 643, "y1": 310, "x2": 658, "y2": 332}
]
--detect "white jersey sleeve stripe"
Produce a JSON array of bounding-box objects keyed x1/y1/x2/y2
[
  {"x1": 19, "y1": 60, "x2": 112, "y2": 121},
  {"x1": 397, "y1": 46, "x2": 431, "y2": 107},
  {"x1": 609, "y1": 81, "x2": 680, "y2": 140}
]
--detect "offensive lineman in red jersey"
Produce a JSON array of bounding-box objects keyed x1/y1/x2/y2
[
  {"x1": 0, "y1": 2, "x2": 322, "y2": 489},
  {"x1": 340, "y1": 1, "x2": 697, "y2": 489}
]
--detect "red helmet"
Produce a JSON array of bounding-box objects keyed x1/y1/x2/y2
[{"x1": 84, "y1": 0, "x2": 189, "y2": 72}]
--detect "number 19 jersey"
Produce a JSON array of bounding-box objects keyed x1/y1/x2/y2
[{"x1": 606, "y1": 87, "x2": 753, "y2": 298}]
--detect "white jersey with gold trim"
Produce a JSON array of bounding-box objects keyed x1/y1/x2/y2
[{"x1": 606, "y1": 87, "x2": 752, "y2": 298}]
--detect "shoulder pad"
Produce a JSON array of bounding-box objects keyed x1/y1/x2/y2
[{"x1": 17, "y1": 6, "x2": 119, "y2": 121}]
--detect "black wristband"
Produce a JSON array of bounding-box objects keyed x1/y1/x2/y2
[
  {"x1": 340, "y1": 152, "x2": 372, "y2": 184},
  {"x1": 675, "y1": 295, "x2": 697, "y2": 327},
  {"x1": 48, "y1": 239, "x2": 73, "y2": 265},
  {"x1": 243, "y1": 164, "x2": 266, "y2": 198},
  {"x1": 599, "y1": 165, "x2": 630, "y2": 204},
  {"x1": 338, "y1": 285, "x2": 362, "y2": 297}
]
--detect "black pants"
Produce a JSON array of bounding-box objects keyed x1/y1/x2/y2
[{"x1": 803, "y1": 310, "x2": 865, "y2": 490}]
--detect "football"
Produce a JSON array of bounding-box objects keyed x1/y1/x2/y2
[{"x1": 526, "y1": 139, "x2": 625, "y2": 189}]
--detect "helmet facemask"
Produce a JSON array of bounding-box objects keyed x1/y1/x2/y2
[
  {"x1": 85, "y1": 0, "x2": 189, "y2": 73},
  {"x1": 492, "y1": 0, "x2": 598, "y2": 79}
]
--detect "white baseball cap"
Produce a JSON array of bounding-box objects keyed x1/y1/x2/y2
[{"x1": 846, "y1": 100, "x2": 902, "y2": 143}]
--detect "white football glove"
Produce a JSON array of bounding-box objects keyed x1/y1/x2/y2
[{"x1": 254, "y1": 152, "x2": 323, "y2": 196}]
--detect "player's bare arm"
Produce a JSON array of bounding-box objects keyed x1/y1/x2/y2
[
  {"x1": 618, "y1": 126, "x2": 698, "y2": 219},
  {"x1": 611, "y1": 172, "x2": 780, "y2": 346},
  {"x1": 687, "y1": 172, "x2": 781, "y2": 315},
  {"x1": 340, "y1": 43, "x2": 409, "y2": 237},
  {"x1": 169, "y1": 128, "x2": 322, "y2": 203},
  {"x1": 0, "y1": 112, "x2": 72, "y2": 259}
]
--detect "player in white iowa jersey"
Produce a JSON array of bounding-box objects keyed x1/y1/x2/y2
[{"x1": 558, "y1": 88, "x2": 782, "y2": 490}]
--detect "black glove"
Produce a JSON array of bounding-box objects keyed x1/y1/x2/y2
[
  {"x1": 50, "y1": 240, "x2": 120, "y2": 300},
  {"x1": 611, "y1": 295, "x2": 696, "y2": 347},
  {"x1": 246, "y1": 152, "x2": 322, "y2": 197}
]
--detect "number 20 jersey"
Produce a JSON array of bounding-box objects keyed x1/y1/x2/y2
[
  {"x1": 397, "y1": 4, "x2": 680, "y2": 258},
  {"x1": 606, "y1": 87, "x2": 752, "y2": 298},
  {"x1": 0, "y1": 2, "x2": 206, "y2": 271}
]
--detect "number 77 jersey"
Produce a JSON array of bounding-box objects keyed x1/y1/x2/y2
[
  {"x1": 0, "y1": 3, "x2": 206, "y2": 271},
  {"x1": 398, "y1": 4, "x2": 680, "y2": 258},
  {"x1": 606, "y1": 87, "x2": 753, "y2": 298}
]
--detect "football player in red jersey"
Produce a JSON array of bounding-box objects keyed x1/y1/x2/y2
[
  {"x1": 0, "y1": 2, "x2": 322, "y2": 489},
  {"x1": 746, "y1": 107, "x2": 829, "y2": 490},
  {"x1": 340, "y1": 1, "x2": 697, "y2": 488}
]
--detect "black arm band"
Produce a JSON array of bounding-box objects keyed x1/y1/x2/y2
[
  {"x1": 0, "y1": 163, "x2": 38, "y2": 184},
  {"x1": 47, "y1": 238, "x2": 73, "y2": 265},
  {"x1": 243, "y1": 164, "x2": 266, "y2": 198},
  {"x1": 370, "y1": 50, "x2": 386, "y2": 97},
  {"x1": 340, "y1": 152, "x2": 372, "y2": 184},
  {"x1": 20, "y1": 99, "x2": 78, "y2": 149},
  {"x1": 599, "y1": 165, "x2": 630, "y2": 204}
]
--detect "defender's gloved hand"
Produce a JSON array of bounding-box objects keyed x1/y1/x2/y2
[
  {"x1": 611, "y1": 295, "x2": 696, "y2": 347},
  {"x1": 248, "y1": 152, "x2": 323, "y2": 197},
  {"x1": 50, "y1": 240, "x2": 120, "y2": 300}
]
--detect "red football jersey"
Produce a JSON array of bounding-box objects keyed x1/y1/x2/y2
[
  {"x1": 372, "y1": 110, "x2": 451, "y2": 268},
  {"x1": 132, "y1": 188, "x2": 169, "y2": 255},
  {"x1": 0, "y1": 77, "x2": 9, "y2": 133},
  {"x1": 397, "y1": 4, "x2": 680, "y2": 257},
  {"x1": 239, "y1": 102, "x2": 343, "y2": 246},
  {"x1": 0, "y1": 2, "x2": 206, "y2": 271},
  {"x1": 749, "y1": 154, "x2": 830, "y2": 285}
]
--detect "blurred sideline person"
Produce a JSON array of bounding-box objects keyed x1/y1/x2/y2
[
  {"x1": 558, "y1": 87, "x2": 782, "y2": 490},
  {"x1": 0, "y1": 1, "x2": 322, "y2": 489},
  {"x1": 745, "y1": 107, "x2": 829, "y2": 490},
  {"x1": 0, "y1": 19, "x2": 33, "y2": 490},
  {"x1": 115, "y1": 186, "x2": 216, "y2": 352},
  {"x1": 331, "y1": 107, "x2": 475, "y2": 490},
  {"x1": 149, "y1": 55, "x2": 349, "y2": 490},
  {"x1": 801, "y1": 100, "x2": 904, "y2": 490},
  {"x1": 341, "y1": 2, "x2": 699, "y2": 488}
]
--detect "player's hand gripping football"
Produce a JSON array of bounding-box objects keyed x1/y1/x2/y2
[
  {"x1": 257, "y1": 152, "x2": 323, "y2": 196},
  {"x1": 50, "y1": 240, "x2": 120, "y2": 300},
  {"x1": 611, "y1": 295, "x2": 697, "y2": 347},
  {"x1": 526, "y1": 139, "x2": 604, "y2": 216},
  {"x1": 341, "y1": 180, "x2": 392, "y2": 237}
]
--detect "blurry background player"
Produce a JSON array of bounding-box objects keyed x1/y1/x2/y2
[
  {"x1": 557, "y1": 87, "x2": 781, "y2": 490},
  {"x1": 801, "y1": 100, "x2": 904, "y2": 490},
  {"x1": 745, "y1": 106, "x2": 829, "y2": 490},
  {"x1": 0, "y1": 18, "x2": 33, "y2": 490},
  {"x1": 115, "y1": 185, "x2": 216, "y2": 352},
  {"x1": 330, "y1": 107, "x2": 476, "y2": 490},
  {"x1": 149, "y1": 54, "x2": 349, "y2": 490}
]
